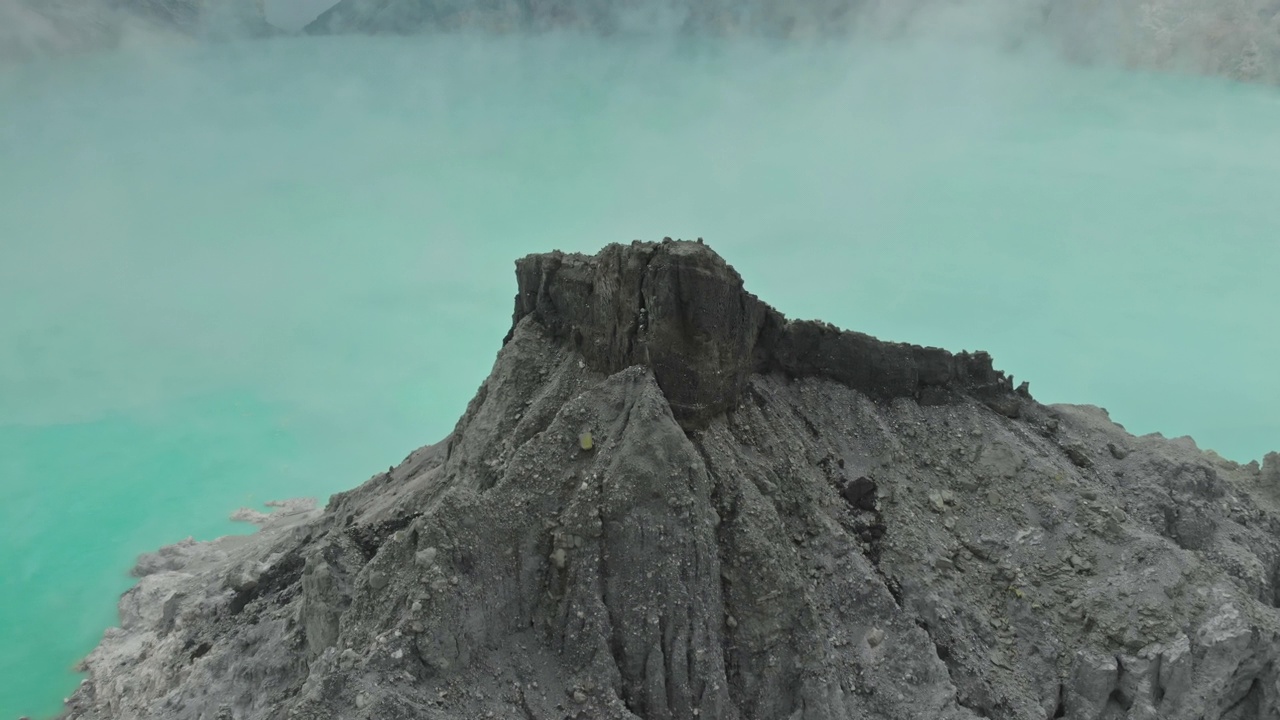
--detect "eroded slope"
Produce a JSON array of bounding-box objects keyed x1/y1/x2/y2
[{"x1": 63, "y1": 240, "x2": 1280, "y2": 720}]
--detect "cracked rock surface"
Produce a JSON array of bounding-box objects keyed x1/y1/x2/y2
[{"x1": 63, "y1": 240, "x2": 1280, "y2": 720}]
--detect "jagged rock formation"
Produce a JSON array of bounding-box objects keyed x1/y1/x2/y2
[
  {"x1": 62, "y1": 240, "x2": 1280, "y2": 720},
  {"x1": 508, "y1": 242, "x2": 1015, "y2": 429}
]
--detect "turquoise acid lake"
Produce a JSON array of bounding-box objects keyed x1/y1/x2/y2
[{"x1": 1, "y1": 33, "x2": 1278, "y2": 718}]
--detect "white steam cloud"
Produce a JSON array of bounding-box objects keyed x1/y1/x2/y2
[{"x1": 3, "y1": 0, "x2": 1280, "y2": 84}]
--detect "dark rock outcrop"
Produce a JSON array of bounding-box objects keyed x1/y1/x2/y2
[
  {"x1": 508, "y1": 240, "x2": 1016, "y2": 428},
  {"x1": 60, "y1": 241, "x2": 1280, "y2": 720}
]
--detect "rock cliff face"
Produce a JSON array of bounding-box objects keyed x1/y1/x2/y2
[{"x1": 62, "y1": 240, "x2": 1280, "y2": 720}]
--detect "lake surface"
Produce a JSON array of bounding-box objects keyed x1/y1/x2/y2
[{"x1": 2, "y1": 32, "x2": 1277, "y2": 717}]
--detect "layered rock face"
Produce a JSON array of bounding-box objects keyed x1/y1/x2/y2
[
  {"x1": 63, "y1": 240, "x2": 1280, "y2": 720},
  {"x1": 508, "y1": 242, "x2": 1013, "y2": 429}
]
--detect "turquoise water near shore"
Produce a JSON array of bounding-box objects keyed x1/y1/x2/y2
[{"x1": 2, "y1": 34, "x2": 1278, "y2": 717}]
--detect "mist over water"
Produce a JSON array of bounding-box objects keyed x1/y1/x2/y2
[{"x1": 2, "y1": 25, "x2": 1278, "y2": 718}]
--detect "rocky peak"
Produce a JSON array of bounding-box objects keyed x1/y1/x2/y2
[
  {"x1": 60, "y1": 240, "x2": 1280, "y2": 720},
  {"x1": 509, "y1": 238, "x2": 1021, "y2": 427}
]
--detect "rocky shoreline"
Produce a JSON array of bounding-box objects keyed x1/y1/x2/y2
[{"x1": 59, "y1": 239, "x2": 1280, "y2": 720}]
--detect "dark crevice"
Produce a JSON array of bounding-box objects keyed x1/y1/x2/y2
[
  {"x1": 935, "y1": 640, "x2": 952, "y2": 662},
  {"x1": 627, "y1": 252, "x2": 654, "y2": 362},
  {"x1": 860, "y1": 502, "x2": 901, "y2": 607},
  {"x1": 183, "y1": 638, "x2": 213, "y2": 662},
  {"x1": 345, "y1": 513, "x2": 422, "y2": 561},
  {"x1": 1149, "y1": 649, "x2": 1165, "y2": 706},
  {"x1": 1268, "y1": 557, "x2": 1280, "y2": 608},
  {"x1": 914, "y1": 619, "x2": 991, "y2": 719},
  {"x1": 872, "y1": 560, "x2": 901, "y2": 606},
  {"x1": 1105, "y1": 688, "x2": 1133, "y2": 712},
  {"x1": 793, "y1": 405, "x2": 821, "y2": 438},
  {"x1": 1220, "y1": 677, "x2": 1262, "y2": 718},
  {"x1": 660, "y1": 613, "x2": 676, "y2": 715},
  {"x1": 228, "y1": 549, "x2": 305, "y2": 616},
  {"x1": 1052, "y1": 682, "x2": 1066, "y2": 718},
  {"x1": 407, "y1": 636, "x2": 431, "y2": 676}
]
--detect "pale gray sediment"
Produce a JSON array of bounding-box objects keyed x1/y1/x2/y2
[{"x1": 61, "y1": 239, "x2": 1280, "y2": 720}]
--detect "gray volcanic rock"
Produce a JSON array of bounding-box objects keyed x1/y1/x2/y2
[
  {"x1": 508, "y1": 241, "x2": 1012, "y2": 428},
  {"x1": 63, "y1": 240, "x2": 1280, "y2": 720}
]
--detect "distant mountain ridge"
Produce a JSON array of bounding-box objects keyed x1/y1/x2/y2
[
  {"x1": 301, "y1": 0, "x2": 1280, "y2": 85},
  {"x1": 0, "y1": 0, "x2": 275, "y2": 63},
  {"x1": 7, "y1": 0, "x2": 1278, "y2": 86}
]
